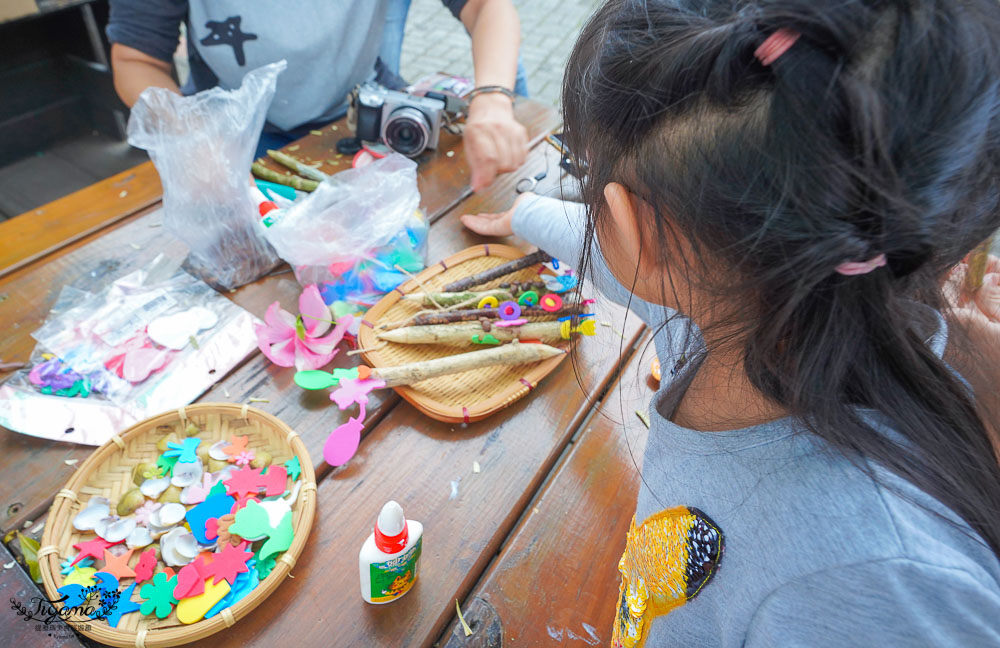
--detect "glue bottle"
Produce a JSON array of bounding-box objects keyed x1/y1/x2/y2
[{"x1": 359, "y1": 501, "x2": 423, "y2": 604}]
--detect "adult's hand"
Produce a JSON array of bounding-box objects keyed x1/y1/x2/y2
[{"x1": 464, "y1": 93, "x2": 529, "y2": 192}]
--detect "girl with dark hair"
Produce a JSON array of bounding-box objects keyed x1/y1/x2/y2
[{"x1": 462, "y1": 0, "x2": 1000, "y2": 645}]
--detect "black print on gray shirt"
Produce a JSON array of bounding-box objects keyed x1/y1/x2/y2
[{"x1": 200, "y1": 16, "x2": 257, "y2": 66}]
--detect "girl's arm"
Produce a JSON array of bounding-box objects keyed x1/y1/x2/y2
[{"x1": 463, "y1": 193, "x2": 669, "y2": 327}]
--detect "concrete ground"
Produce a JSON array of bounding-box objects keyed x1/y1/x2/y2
[{"x1": 400, "y1": 0, "x2": 602, "y2": 107}]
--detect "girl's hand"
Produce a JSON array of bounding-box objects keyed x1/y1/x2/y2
[{"x1": 460, "y1": 191, "x2": 534, "y2": 237}]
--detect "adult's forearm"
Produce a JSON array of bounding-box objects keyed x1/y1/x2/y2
[
  {"x1": 465, "y1": 0, "x2": 520, "y2": 90},
  {"x1": 111, "y1": 44, "x2": 180, "y2": 107}
]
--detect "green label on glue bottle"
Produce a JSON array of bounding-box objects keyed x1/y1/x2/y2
[{"x1": 369, "y1": 536, "x2": 422, "y2": 602}]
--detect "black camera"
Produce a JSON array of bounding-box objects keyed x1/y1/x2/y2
[{"x1": 353, "y1": 82, "x2": 448, "y2": 157}]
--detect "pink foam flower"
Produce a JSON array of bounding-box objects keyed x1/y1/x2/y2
[
  {"x1": 254, "y1": 285, "x2": 353, "y2": 371},
  {"x1": 134, "y1": 501, "x2": 162, "y2": 527},
  {"x1": 233, "y1": 450, "x2": 255, "y2": 467}
]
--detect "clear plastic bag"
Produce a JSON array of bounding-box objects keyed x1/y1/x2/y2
[
  {"x1": 127, "y1": 61, "x2": 287, "y2": 290},
  {"x1": 262, "y1": 154, "x2": 428, "y2": 304},
  {"x1": 31, "y1": 267, "x2": 258, "y2": 410}
]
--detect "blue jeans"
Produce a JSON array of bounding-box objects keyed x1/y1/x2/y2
[{"x1": 378, "y1": 0, "x2": 530, "y2": 97}]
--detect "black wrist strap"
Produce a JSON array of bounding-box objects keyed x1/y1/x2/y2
[{"x1": 465, "y1": 85, "x2": 516, "y2": 103}]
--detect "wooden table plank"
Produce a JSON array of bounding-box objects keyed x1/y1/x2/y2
[
  {"x1": 0, "y1": 161, "x2": 162, "y2": 278},
  {"x1": 0, "y1": 102, "x2": 557, "y2": 535},
  {"x1": 0, "y1": 541, "x2": 87, "y2": 647},
  {"x1": 182, "y1": 181, "x2": 646, "y2": 648},
  {"x1": 439, "y1": 337, "x2": 655, "y2": 647}
]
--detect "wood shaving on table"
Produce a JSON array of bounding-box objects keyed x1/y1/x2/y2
[
  {"x1": 223, "y1": 386, "x2": 231, "y2": 398},
  {"x1": 473, "y1": 461, "x2": 481, "y2": 474},
  {"x1": 635, "y1": 410, "x2": 651, "y2": 429},
  {"x1": 248, "y1": 397, "x2": 269, "y2": 403},
  {"x1": 288, "y1": 145, "x2": 300, "y2": 151},
  {"x1": 456, "y1": 599, "x2": 474, "y2": 637},
  {"x1": 600, "y1": 321, "x2": 625, "y2": 339},
  {"x1": 129, "y1": 243, "x2": 142, "y2": 250},
  {"x1": 64, "y1": 459, "x2": 79, "y2": 466},
  {"x1": 3, "y1": 561, "x2": 14, "y2": 569},
  {"x1": 310, "y1": 130, "x2": 324, "y2": 136}
]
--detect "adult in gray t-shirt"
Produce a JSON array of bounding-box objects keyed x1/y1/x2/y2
[{"x1": 107, "y1": 0, "x2": 527, "y2": 190}]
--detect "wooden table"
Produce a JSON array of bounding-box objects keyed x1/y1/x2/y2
[{"x1": 0, "y1": 98, "x2": 656, "y2": 647}]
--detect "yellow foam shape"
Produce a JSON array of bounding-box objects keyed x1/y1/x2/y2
[{"x1": 176, "y1": 578, "x2": 231, "y2": 624}]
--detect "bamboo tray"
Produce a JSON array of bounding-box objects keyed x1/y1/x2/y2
[
  {"x1": 38, "y1": 403, "x2": 316, "y2": 648},
  {"x1": 359, "y1": 244, "x2": 569, "y2": 423}
]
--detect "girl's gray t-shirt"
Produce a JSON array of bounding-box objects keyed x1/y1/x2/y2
[{"x1": 514, "y1": 194, "x2": 1000, "y2": 647}]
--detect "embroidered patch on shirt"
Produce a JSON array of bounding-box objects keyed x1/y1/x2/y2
[{"x1": 612, "y1": 506, "x2": 724, "y2": 648}]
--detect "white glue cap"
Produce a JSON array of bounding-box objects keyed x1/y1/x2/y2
[{"x1": 377, "y1": 500, "x2": 406, "y2": 536}]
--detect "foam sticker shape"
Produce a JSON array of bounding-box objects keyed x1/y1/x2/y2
[
  {"x1": 293, "y1": 366, "x2": 359, "y2": 391},
  {"x1": 471, "y1": 334, "x2": 502, "y2": 345},
  {"x1": 164, "y1": 437, "x2": 202, "y2": 463},
  {"x1": 56, "y1": 583, "x2": 88, "y2": 608},
  {"x1": 139, "y1": 571, "x2": 179, "y2": 619},
  {"x1": 258, "y1": 499, "x2": 292, "y2": 529},
  {"x1": 208, "y1": 479, "x2": 229, "y2": 498},
  {"x1": 87, "y1": 571, "x2": 121, "y2": 619},
  {"x1": 231, "y1": 494, "x2": 261, "y2": 513},
  {"x1": 72, "y1": 537, "x2": 119, "y2": 565},
  {"x1": 176, "y1": 577, "x2": 230, "y2": 624},
  {"x1": 103, "y1": 582, "x2": 141, "y2": 628},
  {"x1": 181, "y1": 472, "x2": 223, "y2": 505},
  {"x1": 255, "y1": 554, "x2": 276, "y2": 579},
  {"x1": 224, "y1": 466, "x2": 264, "y2": 499},
  {"x1": 228, "y1": 501, "x2": 294, "y2": 561},
  {"x1": 258, "y1": 465, "x2": 288, "y2": 497},
  {"x1": 174, "y1": 562, "x2": 206, "y2": 600},
  {"x1": 498, "y1": 301, "x2": 521, "y2": 320},
  {"x1": 544, "y1": 274, "x2": 578, "y2": 293},
  {"x1": 223, "y1": 435, "x2": 249, "y2": 459},
  {"x1": 185, "y1": 492, "x2": 237, "y2": 545},
  {"x1": 147, "y1": 307, "x2": 219, "y2": 350},
  {"x1": 329, "y1": 377, "x2": 384, "y2": 410},
  {"x1": 62, "y1": 565, "x2": 97, "y2": 588},
  {"x1": 134, "y1": 548, "x2": 157, "y2": 584},
  {"x1": 60, "y1": 556, "x2": 93, "y2": 576},
  {"x1": 101, "y1": 548, "x2": 135, "y2": 581},
  {"x1": 156, "y1": 454, "x2": 179, "y2": 478},
  {"x1": 206, "y1": 542, "x2": 252, "y2": 586},
  {"x1": 323, "y1": 414, "x2": 364, "y2": 467},
  {"x1": 540, "y1": 293, "x2": 563, "y2": 312},
  {"x1": 517, "y1": 290, "x2": 539, "y2": 306},
  {"x1": 205, "y1": 560, "x2": 259, "y2": 619},
  {"x1": 493, "y1": 319, "x2": 527, "y2": 328},
  {"x1": 284, "y1": 456, "x2": 301, "y2": 482},
  {"x1": 258, "y1": 512, "x2": 294, "y2": 562}
]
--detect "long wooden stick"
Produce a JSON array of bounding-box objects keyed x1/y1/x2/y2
[
  {"x1": 380, "y1": 303, "x2": 587, "y2": 330},
  {"x1": 267, "y1": 150, "x2": 330, "y2": 182},
  {"x1": 402, "y1": 281, "x2": 548, "y2": 309},
  {"x1": 370, "y1": 343, "x2": 566, "y2": 387},
  {"x1": 402, "y1": 288, "x2": 514, "y2": 308},
  {"x1": 251, "y1": 162, "x2": 319, "y2": 192},
  {"x1": 378, "y1": 321, "x2": 564, "y2": 346},
  {"x1": 442, "y1": 250, "x2": 551, "y2": 292}
]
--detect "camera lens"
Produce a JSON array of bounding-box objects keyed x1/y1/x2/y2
[{"x1": 382, "y1": 107, "x2": 430, "y2": 157}]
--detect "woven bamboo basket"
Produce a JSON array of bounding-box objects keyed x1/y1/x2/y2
[
  {"x1": 359, "y1": 244, "x2": 569, "y2": 423},
  {"x1": 38, "y1": 403, "x2": 316, "y2": 648}
]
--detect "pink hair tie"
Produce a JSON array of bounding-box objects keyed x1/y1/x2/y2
[
  {"x1": 835, "y1": 254, "x2": 888, "y2": 276},
  {"x1": 755, "y1": 29, "x2": 801, "y2": 66}
]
